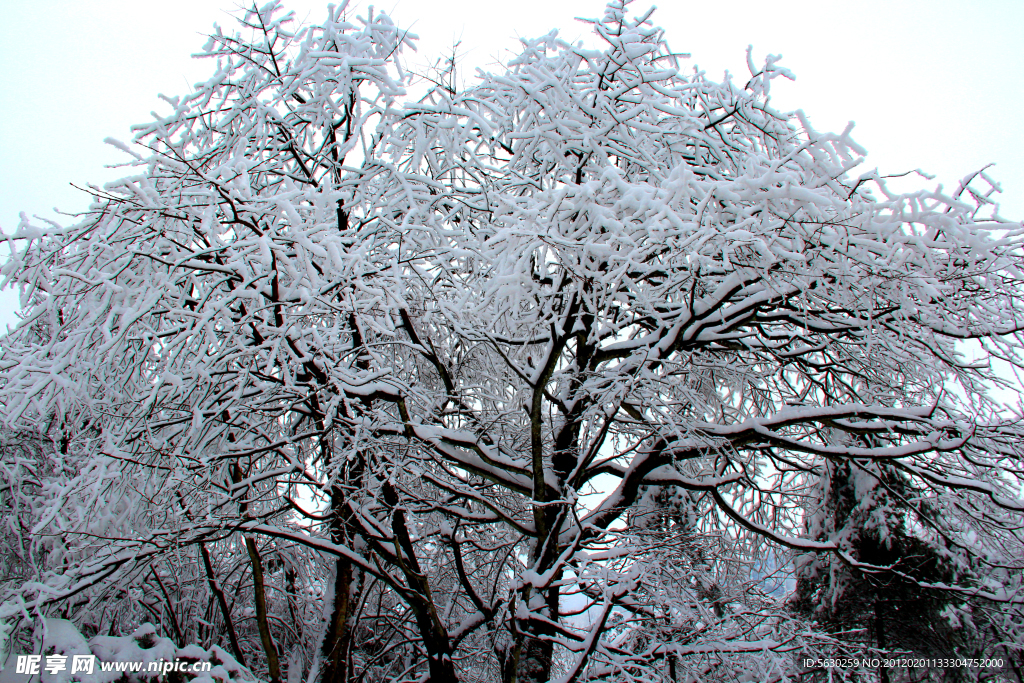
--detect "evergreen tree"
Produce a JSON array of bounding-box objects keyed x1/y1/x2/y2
[{"x1": 793, "y1": 457, "x2": 1021, "y2": 681}]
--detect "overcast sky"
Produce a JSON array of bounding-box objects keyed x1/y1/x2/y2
[{"x1": 1, "y1": 0, "x2": 1022, "y2": 327}]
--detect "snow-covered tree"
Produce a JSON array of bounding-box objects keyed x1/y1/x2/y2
[
  {"x1": 790, "y1": 459, "x2": 1015, "y2": 682},
  {"x1": 2, "y1": 2, "x2": 1024, "y2": 682}
]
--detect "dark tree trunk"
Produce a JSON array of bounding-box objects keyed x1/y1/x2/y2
[
  {"x1": 244, "y1": 534, "x2": 283, "y2": 683},
  {"x1": 516, "y1": 526, "x2": 564, "y2": 683},
  {"x1": 231, "y1": 462, "x2": 282, "y2": 683},
  {"x1": 200, "y1": 543, "x2": 247, "y2": 667},
  {"x1": 318, "y1": 557, "x2": 357, "y2": 683},
  {"x1": 316, "y1": 451, "x2": 363, "y2": 683},
  {"x1": 518, "y1": 635, "x2": 555, "y2": 683},
  {"x1": 382, "y1": 482, "x2": 458, "y2": 683}
]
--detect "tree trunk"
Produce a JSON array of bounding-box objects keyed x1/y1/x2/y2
[
  {"x1": 232, "y1": 463, "x2": 282, "y2": 683},
  {"x1": 383, "y1": 482, "x2": 458, "y2": 683},
  {"x1": 316, "y1": 474, "x2": 362, "y2": 683},
  {"x1": 518, "y1": 636, "x2": 554, "y2": 683},
  {"x1": 200, "y1": 543, "x2": 247, "y2": 667},
  {"x1": 244, "y1": 534, "x2": 283, "y2": 683},
  {"x1": 517, "y1": 531, "x2": 563, "y2": 683},
  {"x1": 318, "y1": 557, "x2": 357, "y2": 683},
  {"x1": 310, "y1": 382, "x2": 364, "y2": 683}
]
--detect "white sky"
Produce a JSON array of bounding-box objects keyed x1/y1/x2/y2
[{"x1": 1, "y1": 0, "x2": 1022, "y2": 329}]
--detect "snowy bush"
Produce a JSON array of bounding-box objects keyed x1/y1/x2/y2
[{"x1": 29, "y1": 619, "x2": 251, "y2": 683}]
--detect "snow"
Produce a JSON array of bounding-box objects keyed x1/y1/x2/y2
[{"x1": 1, "y1": 620, "x2": 255, "y2": 683}]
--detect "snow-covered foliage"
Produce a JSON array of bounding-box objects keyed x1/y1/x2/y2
[
  {"x1": 2, "y1": 2, "x2": 1023, "y2": 681},
  {"x1": 31, "y1": 618, "x2": 251, "y2": 683}
]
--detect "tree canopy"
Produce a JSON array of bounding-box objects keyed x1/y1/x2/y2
[{"x1": 2, "y1": 2, "x2": 1023, "y2": 682}]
